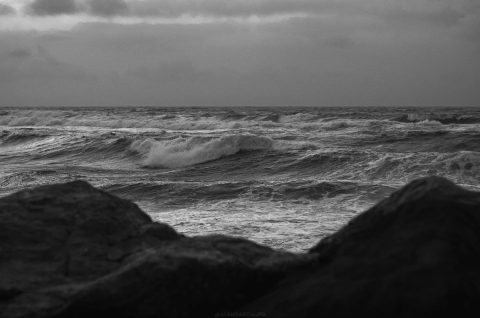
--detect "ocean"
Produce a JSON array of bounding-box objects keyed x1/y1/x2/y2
[{"x1": 1, "y1": 106, "x2": 479, "y2": 251}]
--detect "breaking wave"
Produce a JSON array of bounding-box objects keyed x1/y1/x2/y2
[{"x1": 130, "y1": 134, "x2": 274, "y2": 168}]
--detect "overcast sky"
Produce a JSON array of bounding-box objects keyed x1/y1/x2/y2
[{"x1": 0, "y1": 0, "x2": 479, "y2": 107}]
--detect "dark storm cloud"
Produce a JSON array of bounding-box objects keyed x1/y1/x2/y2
[
  {"x1": 26, "y1": 0, "x2": 128, "y2": 17},
  {"x1": 0, "y1": 3, "x2": 14, "y2": 15},
  {"x1": 0, "y1": 40, "x2": 93, "y2": 106},
  {"x1": 128, "y1": 61, "x2": 208, "y2": 83},
  {"x1": 377, "y1": 1, "x2": 476, "y2": 29},
  {"x1": 21, "y1": 0, "x2": 480, "y2": 29},
  {"x1": 0, "y1": 45, "x2": 81, "y2": 77},
  {"x1": 463, "y1": 16, "x2": 480, "y2": 43},
  {"x1": 2, "y1": 18, "x2": 479, "y2": 107},
  {"x1": 28, "y1": 0, "x2": 79, "y2": 16},
  {"x1": 86, "y1": 0, "x2": 128, "y2": 17},
  {"x1": 126, "y1": 0, "x2": 331, "y2": 18},
  {"x1": 324, "y1": 36, "x2": 355, "y2": 49},
  {"x1": 21, "y1": 0, "x2": 365, "y2": 18},
  {"x1": 2, "y1": 48, "x2": 33, "y2": 60},
  {"x1": 2, "y1": 0, "x2": 480, "y2": 106},
  {"x1": 455, "y1": 5, "x2": 480, "y2": 44}
]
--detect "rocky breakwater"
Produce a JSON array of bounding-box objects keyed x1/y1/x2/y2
[
  {"x1": 0, "y1": 181, "x2": 310, "y2": 318},
  {"x1": 2, "y1": 176, "x2": 480, "y2": 318},
  {"x1": 245, "y1": 176, "x2": 480, "y2": 317}
]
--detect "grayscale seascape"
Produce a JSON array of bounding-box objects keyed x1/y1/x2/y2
[{"x1": 2, "y1": 1, "x2": 480, "y2": 316}]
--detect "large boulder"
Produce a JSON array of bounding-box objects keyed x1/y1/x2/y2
[
  {"x1": 5, "y1": 176, "x2": 480, "y2": 318},
  {"x1": 0, "y1": 181, "x2": 310, "y2": 318},
  {"x1": 244, "y1": 176, "x2": 480, "y2": 317}
]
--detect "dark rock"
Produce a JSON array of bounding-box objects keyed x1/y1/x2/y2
[
  {"x1": 0, "y1": 181, "x2": 310, "y2": 318},
  {"x1": 6, "y1": 176, "x2": 479, "y2": 318},
  {"x1": 140, "y1": 222, "x2": 184, "y2": 242},
  {"x1": 243, "y1": 176, "x2": 480, "y2": 317},
  {"x1": 0, "y1": 181, "x2": 159, "y2": 285}
]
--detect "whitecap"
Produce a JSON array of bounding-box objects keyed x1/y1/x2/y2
[{"x1": 131, "y1": 134, "x2": 274, "y2": 168}]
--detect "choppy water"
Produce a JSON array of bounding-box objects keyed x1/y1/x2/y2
[{"x1": 1, "y1": 106, "x2": 479, "y2": 251}]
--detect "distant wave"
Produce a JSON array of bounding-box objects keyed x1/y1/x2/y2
[
  {"x1": 130, "y1": 134, "x2": 274, "y2": 168},
  {"x1": 364, "y1": 129, "x2": 480, "y2": 153},
  {"x1": 0, "y1": 109, "x2": 315, "y2": 131},
  {"x1": 5, "y1": 109, "x2": 480, "y2": 134},
  {"x1": 0, "y1": 110, "x2": 243, "y2": 130},
  {"x1": 393, "y1": 113, "x2": 480, "y2": 125},
  {"x1": 0, "y1": 109, "x2": 389, "y2": 132}
]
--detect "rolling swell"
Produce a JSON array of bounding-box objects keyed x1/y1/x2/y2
[
  {"x1": 267, "y1": 148, "x2": 480, "y2": 186},
  {"x1": 0, "y1": 130, "x2": 139, "y2": 163},
  {"x1": 358, "y1": 130, "x2": 480, "y2": 153},
  {"x1": 102, "y1": 180, "x2": 391, "y2": 208},
  {"x1": 0, "y1": 130, "x2": 51, "y2": 146},
  {"x1": 3, "y1": 127, "x2": 479, "y2": 187},
  {"x1": 36, "y1": 136, "x2": 141, "y2": 162}
]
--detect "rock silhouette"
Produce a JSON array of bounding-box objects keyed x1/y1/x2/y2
[
  {"x1": 0, "y1": 181, "x2": 309, "y2": 318},
  {"x1": 244, "y1": 176, "x2": 480, "y2": 317},
  {"x1": 2, "y1": 177, "x2": 480, "y2": 317}
]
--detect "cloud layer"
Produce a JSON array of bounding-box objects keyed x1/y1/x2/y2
[
  {"x1": 0, "y1": 3, "x2": 14, "y2": 15},
  {"x1": 28, "y1": 0, "x2": 78, "y2": 15},
  {"x1": 27, "y1": 0, "x2": 129, "y2": 16},
  {"x1": 25, "y1": 0, "x2": 337, "y2": 17},
  {"x1": 0, "y1": 0, "x2": 479, "y2": 106}
]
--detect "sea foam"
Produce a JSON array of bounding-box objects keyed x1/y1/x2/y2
[{"x1": 131, "y1": 134, "x2": 274, "y2": 168}]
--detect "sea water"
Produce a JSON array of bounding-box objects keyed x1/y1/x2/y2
[{"x1": 1, "y1": 106, "x2": 479, "y2": 251}]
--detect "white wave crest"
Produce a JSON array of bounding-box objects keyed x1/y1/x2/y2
[
  {"x1": 414, "y1": 119, "x2": 444, "y2": 128},
  {"x1": 131, "y1": 134, "x2": 274, "y2": 168}
]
